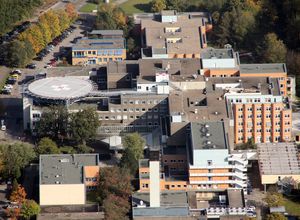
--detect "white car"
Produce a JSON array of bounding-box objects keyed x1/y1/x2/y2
[
  {"x1": 12, "y1": 69, "x2": 21, "y2": 75},
  {"x1": 1, "y1": 120, "x2": 6, "y2": 131},
  {"x1": 4, "y1": 85, "x2": 13, "y2": 89},
  {"x1": 44, "y1": 64, "x2": 52, "y2": 69}
]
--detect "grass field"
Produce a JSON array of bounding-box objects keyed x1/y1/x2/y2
[
  {"x1": 120, "y1": 0, "x2": 152, "y2": 14},
  {"x1": 79, "y1": 3, "x2": 98, "y2": 13},
  {"x1": 283, "y1": 196, "x2": 300, "y2": 216}
]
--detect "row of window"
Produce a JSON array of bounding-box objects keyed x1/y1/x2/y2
[
  {"x1": 74, "y1": 49, "x2": 123, "y2": 56},
  {"x1": 232, "y1": 98, "x2": 279, "y2": 103},
  {"x1": 86, "y1": 177, "x2": 97, "y2": 182},
  {"x1": 238, "y1": 106, "x2": 282, "y2": 111},
  {"x1": 123, "y1": 99, "x2": 167, "y2": 105},
  {"x1": 99, "y1": 115, "x2": 161, "y2": 120},
  {"x1": 164, "y1": 159, "x2": 185, "y2": 163}
]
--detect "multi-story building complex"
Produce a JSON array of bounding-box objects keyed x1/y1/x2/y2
[
  {"x1": 135, "y1": 10, "x2": 212, "y2": 59},
  {"x1": 72, "y1": 30, "x2": 126, "y2": 65},
  {"x1": 39, "y1": 154, "x2": 99, "y2": 206},
  {"x1": 138, "y1": 121, "x2": 252, "y2": 192},
  {"x1": 23, "y1": 56, "x2": 292, "y2": 143}
]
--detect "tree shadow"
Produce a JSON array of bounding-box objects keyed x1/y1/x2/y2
[{"x1": 134, "y1": 3, "x2": 152, "y2": 13}]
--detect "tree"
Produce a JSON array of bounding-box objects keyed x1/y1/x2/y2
[
  {"x1": 41, "y1": 10, "x2": 61, "y2": 38},
  {"x1": 103, "y1": 194, "x2": 130, "y2": 220},
  {"x1": 120, "y1": 133, "x2": 145, "y2": 175},
  {"x1": 261, "y1": 33, "x2": 287, "y2": 63},
  {"x1": 264, "y1": 192, "x2": 284, "y2": 207},
  {"x1": 75, "y1": 144, "x2": 94, "y2": 153},
  {"x1": 65, "y1": 3, "x2": 78, "y2": 22},
  {"x1": 96, "y1": 166, "x2": 132, "y2": 219},
  {"x1": 10, "y1": 185, "x2": 26, "y2": 204},
  {"x1": 0, "y1": 143, "x2": 36, "y2": 179},
  {"x1": 127, "y1": 37, "x2": 136, "y2": 53},
  {"x1": 266, "y1": 213, "x2": 287, "y2": 220},
  {"x1": 20, "y1": 200, "x2": 41, "y2": 220},
  {"x1": 59, "y1": 146, "x2": 76, "y2": 154},
  {"x1": 57, "y1": 10, "x2": 71, "y2": 33},
  {"x1": 150, "y1": 0, "x2": 166, "y2": 12},
  {"x1": 69, "y1": 108, "x2": 100, "y2": 144},
  {"x1": 166, "y1": 0, "x2": 187, "y2": 11},
  {"x1": 36, "y1": 105, "x2": 69, "y2": 141},
  {"x1": 6, "y1": 40, "x2": 33, "y2": 67},
  {"x1": 38, "y1": 19, "x2": 52, "y2": 46},
  {"x1": 95, "y1": 3, "x2": 127, "y2": 30},
  {"x1": 36, "y1": 137, "x2": 60, "y2": 155}
]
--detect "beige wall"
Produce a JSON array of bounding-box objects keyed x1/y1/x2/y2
[
  {"x1": 40, "y1": 184, "x2": 85, "y2": 205},
  {"x1": 261, "y1": 175, "x2": 300, "y2": 184}
]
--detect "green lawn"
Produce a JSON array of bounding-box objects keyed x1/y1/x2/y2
[
  {"x1": 283, "y1": 196, "x2": 300, "y2": 216},
  {"x1": 79, "y1": 3, "x2": 98, "y2": 13},
  {"x1": 120, "y1": 0, "x2": 152, "y2": 15}
]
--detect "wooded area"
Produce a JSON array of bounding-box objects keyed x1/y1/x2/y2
[{"x1": 0, "y1": 0, "x2": 42, "y2": 34}]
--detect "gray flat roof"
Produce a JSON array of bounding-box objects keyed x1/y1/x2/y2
[
  {"x1": 132, "y1": 191, "x2": 188, "y2": 207},
  {"x1": 257, "y1": 143, "x2": 300, "y2": 175},
  {"x1": 227, "y1": 189, "x2": 244, "y2": 207},
  {"x1": 27, "y1": 77, "x2": 94, "y2": 100},
  {"x1": 73, "y1": 38, "x2": 125, "y2": 50},
  {"x1": 201, "y1": 48, "x2": 234, "y2": 59},
  {"x1": 40, "y1": 154, "x2": 99, "y2": 185},
  {"x1": 89, "y1": 30, "x2": 123, "y2": 36},
  {"x1": 240, "y1": 63, "x2": 286, "y2": 74},
  {"x1": 190, "y1": 121, "x2": 228, "y2": 150}
]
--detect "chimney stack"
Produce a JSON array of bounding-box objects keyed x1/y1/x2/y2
[{"x1": 149, "y1": 160, "x2": 160, "y2": 207}]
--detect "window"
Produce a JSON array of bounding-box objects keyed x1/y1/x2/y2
[{"x1": 98, "y1": 58, "x2": 102, "y2": 62}]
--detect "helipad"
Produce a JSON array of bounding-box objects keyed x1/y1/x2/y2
[{"x1": 27, "y1": 77, "x2": 94, "y2": 100}]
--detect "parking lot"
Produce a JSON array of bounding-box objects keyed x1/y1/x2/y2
[{"x1": 32, "y1": 23, "x2": 84, "y2": 69}]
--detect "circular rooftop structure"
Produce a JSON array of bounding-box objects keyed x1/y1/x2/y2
[{"x1": 27, "y1": 77, "x2": 94, "y2": 101}]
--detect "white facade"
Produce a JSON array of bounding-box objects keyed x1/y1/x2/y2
[
  {"x1": 202, "y1": 58, "x2": 236, "y2": 69},
  {"x1": 149, "y1": 161, "x2": 160, "y2": 207}
]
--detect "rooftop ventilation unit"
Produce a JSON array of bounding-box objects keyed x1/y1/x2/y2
[
  {"x1": 55, "y1": 175, "x2": 60, "y2": 178},
  {"x1": 205, "y1": 124, "x2": 210, "y2": 128},
  {"x1": 214, "y1": 111, "x2": 219, "y2": 115},
  {"x1": 206, "y1": 133, "x2": 211, "y2": 137},
  {"x1": 55, "y1": 181, "x2": 60, "y2": 184},
  {"x1": 60, "y1": 158, "x2": 69, "y2": 163},
  {"x1": 207, "y1": 141, "x2": 212, "y2": 144}
]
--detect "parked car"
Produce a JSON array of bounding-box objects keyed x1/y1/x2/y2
[
  {"x1": 4, "y1": 84, "x2": 13, "y2": 89},
  {"x1": 11, "y1": 69, "x2": 21, "y2": 75},
  {"x1": 26, "y1": 63, "x2": 37, "y2": 69}
]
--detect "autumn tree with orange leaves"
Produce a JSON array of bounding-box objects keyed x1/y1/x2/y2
[{"x1": 10, "y1": 185, "x2": 27, "y2": 204}]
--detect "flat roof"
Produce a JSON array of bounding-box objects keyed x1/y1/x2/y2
[
  {"x1": 257, "y1": 143, "x2": 300, "y2": 175},
  {"x1": 89, "y1": 29, "x2": 123, "y2": 36},
  {"x1": 227, "y1": 189, "x2": 244, "y2": 207},
  {"x1": 72, "y1": 38, "x2": 125, "y2": 50},
  {"x1": 132, "y1": 191, "x2": 188, "y2": 207},
  {"x1": 138, "y1": 59, "x2": 202, "y2": 83},
  {"x1": 141, "y1": 12, "x2": 209, "y2": 54},
  {"x1": 239, "y1": 63, "x2": 287, "y2": 74},
  {"x1": 168, "y1": 89, "x2": 228, "y2": 122},
  {"x1": 40, "y1": 154, "x2": 99, "y2": 185},
  {"x1": 190, "y1": 121, "x2": 228, "y2": 150},
  {"x1": 201, "y1": 48, "x2": 234, "y2": 59},
  {"x1": 27, "y1": 77, "x2": 94, "y2": 100},
  {"x1": 208, "y1": 76, "x2": 281, "y2": 96}
]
